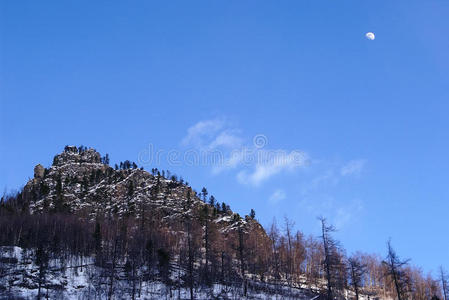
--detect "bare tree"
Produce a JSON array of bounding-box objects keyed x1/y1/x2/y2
[
  {"x1": 35, "y1": 244, "x2": 49, "y2": 300},
  {"x1": 382, "y1": 240, "x2": 410, "y2": 300},
  {"x1": 440, "y1": 266, "x2": 448, "y2": 300},
  {"x1": 236, "y1": 226, "x2": 247, "y2": 297},
  {"x1": 184, "y1": 216, "x2": 199, "y2": 300},
  {"x1": 284, "y1": 216, "x2": 295, "y2": 286},
  {"x1": 268, "y1": 219, "x2": 281, "y2": 284},
  {"x1": 319, "y1": 217, "x2": 344, "y2": 300},
  {"x1": 199, "y1": 204, "x2": 217, "y2": 285},
  {"x1": 348, "y1": 254, "x2": 367, "y2": 300}
]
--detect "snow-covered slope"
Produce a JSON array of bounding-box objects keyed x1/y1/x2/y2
[
  {"x1": 22, "y1": 146, "x2": 265, "y2": 236},
  {"x1": 0, "y1": 246, "x2": 317, "y2": 299}
]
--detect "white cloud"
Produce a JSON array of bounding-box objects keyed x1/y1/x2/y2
[
  {"x1": 182, "y1": 118, "x2": 241, "y2": 150},
  {"x1": 237, "y1": 150, "x2": 308, "y2": 186},
  {"x1": 211, "y1": 148, "x2": 246, "y2": 174},
  {"x1": 182, "y1": 118, "x2": 224, "y2": 147},
  {"x1": 207, "y1": 131, "x2": 242, "y2": 150},
  {"x1": 183, "y1": 118, "x2": 309, "y2": 186},
  {"x1": 269, "y1": 189, "x2": 286, "y2": 205},
  {"x1": 340, "y1": 159, "x2": 366, "y2": 177}
]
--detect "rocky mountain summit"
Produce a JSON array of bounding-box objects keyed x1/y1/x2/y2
[{"x1": 22, "y1": 145, "x2": 265, "y2": 236}]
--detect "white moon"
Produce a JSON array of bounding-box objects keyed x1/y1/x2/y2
[{"x1": 366, "y1": 32, "x2": 375, "y2": 40}]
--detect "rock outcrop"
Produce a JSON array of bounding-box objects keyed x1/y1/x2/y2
[
  {"x1": 33, "y1": 164, "x2": 45, "y2": 179},
  {"x1": 22, "y1": 146, "x2": 268, "y2": 239}
]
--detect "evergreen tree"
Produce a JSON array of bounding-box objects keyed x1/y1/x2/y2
[
  {"x1": 250, "y1": 209, "x2": 256, "y2": 219},
  {"x1": 102, "y1": 154, "x2": 110, "y2": 165},
  {"x1": 209, "y1": 195, "x2": 215, "y2": 207},
  {"x1": 201, "y1": 187, "x2": 208, "y2": 202},
  {"x1": 128, "y1": 182, "x2": 134, "y2": 197},
  {"x1": 221, "y1": 202, "x2": 227, "y2": 214},
  {"x1": 54, "y1": 175, "x2": 66, "y2": 213}
]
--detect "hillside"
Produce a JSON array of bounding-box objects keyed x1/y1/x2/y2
[
  {"x1": 0, "y1": 146, "x2": 313, "y2": 299},
  {"x1": 22, "y1": 146, "x2": 265, "y2": 236},
  {"x1": 0, "y1": 146, "x2": 443, "y2": 300}
]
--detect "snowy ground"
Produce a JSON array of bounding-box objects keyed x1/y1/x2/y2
[{"x1": 0, "y1": 246, "x2": 318, "y2": 300}]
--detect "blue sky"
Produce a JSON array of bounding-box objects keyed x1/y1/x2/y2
[{"x1": 1, "y1": 0, "x2": 449, "y2": 274}]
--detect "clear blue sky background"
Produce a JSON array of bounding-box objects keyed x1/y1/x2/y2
[{"x1": 1, "y1": 1, "x2": 449, "y2": 274}]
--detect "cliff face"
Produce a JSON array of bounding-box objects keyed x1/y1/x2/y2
[{"x1": 22, "y1": 146, "x2": 267, "y2": 237}]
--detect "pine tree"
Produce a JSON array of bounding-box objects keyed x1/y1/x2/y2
[
  {"x1": 186, "y1": 189, "x2": 192, "y2": 208},
  {"x1": 128, "y1": 181, "x2": 134, "y2": 197},
  {"x1": 209, "y1": 195, "x2": 215, "y2": 207},
  {"x1": 53, "y1": 175, "x2": 66, "y2": 212},
  {"x1": 221, "y1": 202, "x2": 227, "y2": 214},
  {"x1": 201, "y1": 187, "x2": 208, "y2": 202},
  {"x1": 250, "y1": 209, "x2": 256, "y2": 219}
]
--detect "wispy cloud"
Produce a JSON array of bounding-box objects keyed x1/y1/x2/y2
[
  {"x1": 296, "y1": 159, "x2": 367, "y2": 228},
  {"x1": 334, "y1": 200, "x2": 364, "y2": 228},
  {"x1": 207, "y1": 131, "x2": 242, "y2": 150},
  {"x1": 182, "y1": 118, "x2": 309, "y2": 186},
  {"x1": 269, "y1": 189, "x2": 286, "y2": 205},
  {"x1": 182, "y1": 119, "x2": 224, "y2": 146},
  {"x1": 182, "y1": 118, "x2": 242, "y2": 150},
  {"x1": 340, "y1": 159, "x2": 366, "y2": 177},
  {"x1": 182, "y1": 118, "x2": 364, "y2": 194},
  {"x1": 211, "y1": 148, "x2": 247, "y2": 174},
  {"x1": 299, "y1": 195, "x2": 364, "y2": 229},
  {"x1": 237, "y1": 150, "x2": 308, "y2": 186}
]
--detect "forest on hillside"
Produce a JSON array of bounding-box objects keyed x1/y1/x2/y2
[
  {"x1": 1, "y1": 179, "x2": 448, "y2": 299},
  {"x1": 0, "y1": 146, "x2": 446, "y2": 299}
]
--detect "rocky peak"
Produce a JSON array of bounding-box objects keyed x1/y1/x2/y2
[
  {"x1": 52, "y1": 146, "x2": 102, "y2": 166},
  {"x1": 21, "y1": 146, "x2": 268, "y2": 242}
]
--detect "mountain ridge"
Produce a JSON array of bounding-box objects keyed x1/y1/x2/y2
[{"x1": 21, "y1": 145, "x2": 265, "y2": 237}]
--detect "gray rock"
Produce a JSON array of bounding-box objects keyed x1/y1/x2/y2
[{"x1": 34, "y1": 164, "x2": 45, "y2": 179}]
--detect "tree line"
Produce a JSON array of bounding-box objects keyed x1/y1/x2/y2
[
  {"x1": 0, "y1": 146, "x2": 447, "y2": 299},
  {"x1": 1, "y1": 188, "x2": 446, "y2": 299}
]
